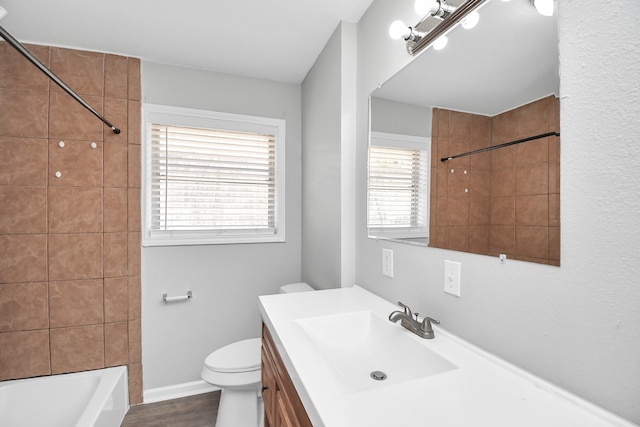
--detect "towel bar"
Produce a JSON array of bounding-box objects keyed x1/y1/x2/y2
[{"x1": 163, "y1": 291, "x2": 193, "y2": 303}]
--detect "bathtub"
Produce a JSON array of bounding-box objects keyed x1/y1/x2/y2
[{"x1": 0, "y1": 366, "x2": 129, "y2": 427}]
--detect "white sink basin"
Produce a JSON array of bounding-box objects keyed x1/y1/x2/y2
[{"x1": 296, "y1": 311, "x2": 457, "y2": 393}]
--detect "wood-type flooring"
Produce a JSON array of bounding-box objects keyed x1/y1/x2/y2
[{"x1": 121, "y1": 391, "x2": 220, "y2": 427}]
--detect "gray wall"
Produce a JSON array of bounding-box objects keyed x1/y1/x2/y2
[
  {"x1": 370, "y1": 97, "x2": 432, "y2": 137},
  {"x1": 301, "y1": 25, "x2": 342, "y2": 290},
  {"x1": 138, "y1": 1, "x2": 640, "y2": 422},
  {"x1": 140, "y1": 62, "x2": 302, "y2": 390},
  {"x1": 355, "y1": 0, "x2": 640, "y2": 423},
  {"x1": 301, "y1": 22, "x2": 357, "y2": 289}
]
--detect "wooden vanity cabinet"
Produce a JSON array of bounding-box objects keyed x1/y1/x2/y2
[{"x1": 262, "y1": 324, "x2": 312, "y2": 427}]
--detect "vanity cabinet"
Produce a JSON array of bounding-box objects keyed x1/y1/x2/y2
[{"x1": 262, "y1": 324, "x2": 312, "y2": 427}]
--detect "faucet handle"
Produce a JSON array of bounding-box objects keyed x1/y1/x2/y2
[
  {"x1": 421, "y1": 316, "x2": 440, "y2": 331},
  {"x1": 397, "y1": 301, "x2": 413, "y2": 317}
]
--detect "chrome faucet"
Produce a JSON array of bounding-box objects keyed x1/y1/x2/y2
[{"x1": 388, "y1": 301, "x2": 439, "y2": 339}]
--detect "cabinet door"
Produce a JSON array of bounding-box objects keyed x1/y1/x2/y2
[
  {"x1": 276, "y1": 390, "x2": 300, "y2": 427},
  {"x1": 263, "y1": 324, "x2": 313, "y2": 427},
  {"x1": 262, "y1": 346, "x2": 277, "y2": 426}
]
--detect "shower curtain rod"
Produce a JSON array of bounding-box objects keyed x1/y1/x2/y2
[
  {"x1": 440, "y1": 131, "x2": 560, "y2": 162},
  {"x1": 0, "y1": 25, "x2": 121, "y2": 134}
]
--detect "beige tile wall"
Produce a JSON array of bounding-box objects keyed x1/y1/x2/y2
[
  {"x1": 430, "y1": 108, "x2": 493, "y2": 254},
  {"x1": 0, "y1": 43, "x2": 143, "y2": 403},
  {"x1": 430, "y1": 96, "x2": 560, "y2": 265}
]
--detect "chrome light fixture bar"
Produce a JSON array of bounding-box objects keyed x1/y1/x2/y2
[
  {"x1": 390, "y1": 0, "x2": 461, "y2": 49},
  {"x1": 416, "y1": 0, "x2": 458, "y2": 20},
  {"x1": 409, "y1": 0, "x2": 487, "y2": 55}
]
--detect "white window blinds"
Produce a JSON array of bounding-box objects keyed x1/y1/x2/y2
[
  {"x1": 367, "y1": 133, "x2": 429, "y2": 238},
  {"x1": 142, "y1": 105, "x2": 285, "y2": 246},
  {"x1": 150, "y1": 124, "x2": 276, "y2": 232}
]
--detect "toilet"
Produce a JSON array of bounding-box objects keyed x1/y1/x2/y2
[{"x1": 201, "y1": 282, "x2": 314, "y2": 427}]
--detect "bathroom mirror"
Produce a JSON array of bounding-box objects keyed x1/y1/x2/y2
[{"x1": 368, "y1": 0, "x2": 560, "y2": 265}]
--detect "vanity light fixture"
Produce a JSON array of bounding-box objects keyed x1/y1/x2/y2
[
  {"x1": 461, "y1": 10, "x2": 480, "y2": 29},
  {"x1": 390, "y1": 0, "x2": 457, "y2": 44},
  {"x1": 531, "y1": 0, "x2": 554, "y2": 16},
  {"x1": 415, "y1": 0, "x2": 457, "y2": 20},
  {"x1": 389, "y1": 20, "x2": 426, "y2": 42},
  {"x1": 414, "y1": 0, "x2": 439, "y2": 15},
  {"x1": 433, "y1": 35, "x2": 449, "y2": 50},
  {"x1": 390, "y1": 0, "x2": 487, "y2": 55}
]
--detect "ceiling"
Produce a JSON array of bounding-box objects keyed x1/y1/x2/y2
[
  {"x1": 0, "y1": 0, "x2": 374, "y2": 83},
  {"x1": 373, "y1": 0, "x2": 559, "y2": 117}
]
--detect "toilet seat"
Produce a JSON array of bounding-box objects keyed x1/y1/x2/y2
[{"x1": 204, "y1": 338, "x2": 261, "y2": 373}]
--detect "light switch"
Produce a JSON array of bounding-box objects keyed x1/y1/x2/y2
[
  {"x1": 444, "y1": 260, "x2": 461, "y2": 297},
  {"x1": 382, "y1": 248, "x2": 394, "y2": 278}
]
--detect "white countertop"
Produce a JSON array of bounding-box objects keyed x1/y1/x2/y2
[{"x1": 259, "y1": 286, "x2": 636, "y2": 427}]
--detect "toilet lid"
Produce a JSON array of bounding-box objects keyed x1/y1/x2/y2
[{"x1": 204, "y1": 338, "x2": 262, "y2": 373}]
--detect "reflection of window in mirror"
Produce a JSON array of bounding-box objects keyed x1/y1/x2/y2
[{"x1": 367, "y1": 132, "x2": 430, "y2": 244}]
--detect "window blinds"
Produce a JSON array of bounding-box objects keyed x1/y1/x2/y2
[
  {"x1": 149, "y1": 124, "x2": 277, "y2": 233},
  {"x1": 368, "y1": 145, "x2": 428, "y2": 231}
]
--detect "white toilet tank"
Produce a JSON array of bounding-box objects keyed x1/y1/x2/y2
[{"x1": 279, "y1": 282, "x2": 314, "y2": 293}]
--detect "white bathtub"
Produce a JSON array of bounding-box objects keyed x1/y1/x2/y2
[{"x1": 0, "y1": 366, "x2": 129, "y2": 427}]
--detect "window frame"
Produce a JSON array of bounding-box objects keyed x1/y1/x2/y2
[
  {"x1": 141, "y1": 103, "x2": 286, "y2": 247},
  {"x1": 367, "y1": 131, "x2": 431, "y2": 241}
]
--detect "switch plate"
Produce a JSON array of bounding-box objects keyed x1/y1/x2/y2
[
  {"x1": 444, "y1": 260, "x2": 461, "y2": 297},
  {"x1": 382, "y1": 248, "x2": 394, "y2": 278}
]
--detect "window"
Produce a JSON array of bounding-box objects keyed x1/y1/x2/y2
[
  {"x1": 142, "y1": 104, "x2": 285, "y2": 246},
  {"x1": 367, "y1": 132, "x2": 430, "y2": 240}
]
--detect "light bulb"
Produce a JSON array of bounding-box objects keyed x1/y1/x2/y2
[
  {"x1": 433, "y1": 35, "x2": 448, "y2": 51},
  {"x1": 533, "y1": 0, "x2": 554, "y2": 16},
  {"x1": 0, "y1": 6, "x2": 7, "y2": 21},
  {"x1": 415, "y1": 0, "x2": 439, "y2": 16},
  {"x1": 461, "y1": 11, "x2": 479, "y2": 29},
  {"x1": 389, "y1": 20, "x2": 410, "y2": 40}
]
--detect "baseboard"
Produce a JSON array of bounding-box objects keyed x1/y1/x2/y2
[{"x1": 143, "y1": 380, "x2": 219, "y2": 404}]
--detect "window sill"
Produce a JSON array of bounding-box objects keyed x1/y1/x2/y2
[{"x1": 143, "y1": 231, "x2": 286, "y2": 247}]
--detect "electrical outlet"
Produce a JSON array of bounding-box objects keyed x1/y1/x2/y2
[
  {"x1": 382, "y1": 248, "x2": 394, "y2": 278},
  {"x1": 444, "y1": 260, "x2": 461, "y2": 297}
]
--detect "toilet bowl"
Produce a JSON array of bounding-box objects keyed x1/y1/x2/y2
[
  {"x1": 201, "y1": 282, "x2": 314, "y2": 427},
  {"x1": 201, "y1": 338, "x2": 262, "y2": 427}
]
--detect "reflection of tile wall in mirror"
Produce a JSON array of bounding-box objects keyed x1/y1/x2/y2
[{"x1": 429, "y1": 95, "x2": 560, "y2": 265}]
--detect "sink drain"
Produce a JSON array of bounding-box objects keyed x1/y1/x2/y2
[{"x1": 370, "y1": 371, "x2": 387, "y2": 381}]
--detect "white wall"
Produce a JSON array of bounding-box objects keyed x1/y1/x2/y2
[
  {"x1": 355, "y1": 0, "x2": 640, "y2": 423},
  {"x1": 301, "y1": 22, "x2": 357, "y2": 289},
  {"x1": 140, "y1": 62, "x2": 302, "y2": 390}
]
